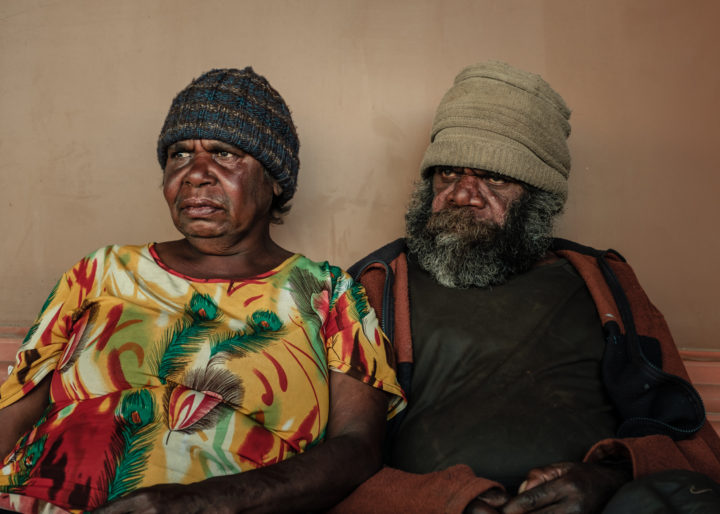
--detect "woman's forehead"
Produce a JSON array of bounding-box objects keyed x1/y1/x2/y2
[{"x1": 168, "y1": 139, "x2": 246, "y2": 153}]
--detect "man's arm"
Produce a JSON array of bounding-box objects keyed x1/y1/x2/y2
[
  {"x1": 584, "y1": 425, "x2": 720, "y2": 481},
  {"x1": 562, "y1": 248, "x2": 720, "y2": 482},
  {"x1": 96, "y1": 370, "x2": 388, "y2": 513},
  {"x1": 331, "y1": 466, "x2": 504, "y2": 514},
  {"x1": 489, "y1": 248, "x2": 720, "y2": 513},
  {"x1": 0, "y1": 373, "x2": 52, "y2": 458}
]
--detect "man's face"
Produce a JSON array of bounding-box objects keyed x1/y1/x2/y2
[
  {"x1": 406, "y1": 168, "x2": 562, "y2": 288},
  {"x1": 430, "y1": 167, "x2": 525, "y2": 226}
]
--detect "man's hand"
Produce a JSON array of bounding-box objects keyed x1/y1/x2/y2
[
  {"x1": 501, "y1": 462, "x2": 632, "y2": 514},
  {"x1": 93, "y1": 482, "x2": 231, "y2": 514},
  {"x1": 464, "y1": 487, "x2": 510, "y2": 514}
]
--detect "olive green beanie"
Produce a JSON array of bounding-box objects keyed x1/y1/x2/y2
[{"x1": 420, "y1": 61, "x2": 571, "y2": 199}]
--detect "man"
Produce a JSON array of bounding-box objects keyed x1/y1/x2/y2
[{"x1": 334, "y1": 61, "x2": 720, "y2": 513}]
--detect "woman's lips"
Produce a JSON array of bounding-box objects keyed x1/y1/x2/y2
[{"x1": 178, "y1": 198, "x2": 224, "y2": 217}]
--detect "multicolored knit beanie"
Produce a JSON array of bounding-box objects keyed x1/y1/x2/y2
[
  {"x1": 420, "y1": 61, "x2": 571, "y2": 199},
  {"x1": 157, "y1": 67, "x2": 300, "y2": 205}
]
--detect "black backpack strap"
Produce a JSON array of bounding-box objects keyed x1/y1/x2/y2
[
  {"x1": 349, "y1": 239, "x2": 412, "y2": 454},
  {"x1": 348, "y1": 238, "x2": 407, "y2": 277},
  {"x1": 348, "y1": 238, "x2": 407, "y2": 342}
]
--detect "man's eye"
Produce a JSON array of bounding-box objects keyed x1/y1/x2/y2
[
  {"x1": 171, "y1": 151, "x2": 191, "y2": 159},
  {"x1": 487, "y1": 177, "x2": 507, "y2": 185},
  {"x1": 438, "y1": 168, "x2": 457, "y2": 178}
]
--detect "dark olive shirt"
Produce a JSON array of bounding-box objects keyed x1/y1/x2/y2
[{"x1": 389, "y1": 257, "x2": 618, "y2": 491}]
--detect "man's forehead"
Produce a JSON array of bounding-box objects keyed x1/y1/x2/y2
[{"x1": 434, "y1": 166, "x2": 522, "y2": 183}]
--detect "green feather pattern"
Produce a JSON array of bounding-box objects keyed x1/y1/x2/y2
[
  {"x1": 105, "y1": 389, "x2": 158, "y2": 502},
  {"x1": 0, "y1": 434, "x2": 48, "y2": 492},
  {"x1": 152, "y1": 293, "x2": 222, "y2": 383},
  {"x1": 209, "y1": 310, "x2": 284, "y2": 361},
  {"x1": 287, "y1": 268, "x2": 327, "y2": 332},
  {"x1": 348, "y1": 281, "x2": 370, "y2": 321},
  {"x1": 22, "y1": 280, "x2": 59, "y2": 346},
  {"x1": 0, "y1": 409, "x2": 51, "y2": 492},
  {"x1": 326, "y1": 264, "x2": 347, "y2": 311},
  {"x1": 21, "y1": 323, "x2": 39, "y2": 347}
]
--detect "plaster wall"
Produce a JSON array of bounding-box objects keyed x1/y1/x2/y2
[{"x1": 1, "y1": 0, "x2": 718, "y2": 348}]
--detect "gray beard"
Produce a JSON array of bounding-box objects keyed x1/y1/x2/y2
[{"x1": 405, "y1": 180, "x2": 565, "y2": 288}]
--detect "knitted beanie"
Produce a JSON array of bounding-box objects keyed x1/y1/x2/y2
[
  {"x1": 420, "y1": 61, "x2": 571, "y2": 199},
  {"x1": 157, "y1": 67, "x2": 300, "y2": 205}
]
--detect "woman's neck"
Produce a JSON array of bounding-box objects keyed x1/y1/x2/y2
[{"x1": 154, "y1": 238, "x2": 294, "y2": 280}]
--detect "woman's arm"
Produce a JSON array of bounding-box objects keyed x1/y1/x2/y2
[
  {"x1": 0, "y1": 373, "x2": 52, "y2": 459},
  {"x1": 96, "y1": 370, "x2": 388, "y2": 513}
]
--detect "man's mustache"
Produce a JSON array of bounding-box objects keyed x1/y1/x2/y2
[{"x1": 425, "y1": 208, "x2": 500, "y2": 239}]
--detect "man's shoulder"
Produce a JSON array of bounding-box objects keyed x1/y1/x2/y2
[
  {"x1": 551, "y1": 238, "x2": 626, "y2": 262},
  {"x1": 347, "y1": 238, "x2": 408, "y2": 279}
]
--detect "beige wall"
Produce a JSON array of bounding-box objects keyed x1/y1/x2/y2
[{"x1": 1, "y1": 0, "x2": 718, "y2": 349}]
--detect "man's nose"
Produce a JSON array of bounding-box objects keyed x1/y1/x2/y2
[{"x1": 448, "y1": 174, "x2": 488, "y2": 207}]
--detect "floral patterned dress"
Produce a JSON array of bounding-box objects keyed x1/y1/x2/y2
[{"x1": 0, "y1": 244, "x2": 404, "y2": 513}]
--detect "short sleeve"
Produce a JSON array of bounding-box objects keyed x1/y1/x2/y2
[
  {"x1": 323, "y1": 270, "x2": 406, "y2": 418},
  {"x1": 0, "y1": 250, "x2": 104, "y2": 408}
]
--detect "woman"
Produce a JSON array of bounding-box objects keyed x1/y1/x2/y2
[{"x1": 0, "y1": 68, "x2": 404, "y2": 513}]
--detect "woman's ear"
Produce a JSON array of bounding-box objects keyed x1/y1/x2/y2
[{"x1": 272, "y1": 181, "x2": 283, "y2": 197}]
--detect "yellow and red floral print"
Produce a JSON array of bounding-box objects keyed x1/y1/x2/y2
[{"x1": 0, "y1": 245, "x2": 404, "y2": 512}]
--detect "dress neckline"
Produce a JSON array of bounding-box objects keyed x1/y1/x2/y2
[{"x1": 147, "y1": 243, "x2": 300, "y2": 283}]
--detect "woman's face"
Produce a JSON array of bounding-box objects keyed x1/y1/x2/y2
[{"x1": 162, "y1": 139, "x2": 281, "y2": 247}]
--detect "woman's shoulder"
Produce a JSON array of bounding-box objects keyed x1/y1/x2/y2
[
  {"x1": 284, "y1": 255, "x2": 365, "y2": 301},
  {"x1": 284, "y1": 254, "x2": 351, "y2": 279},
  {"x1": 61, "y1": 243, "x2": 153, "y2": 278},
  {"x1": 79, "y1": 243, "x2": 150, "y2": 264}
]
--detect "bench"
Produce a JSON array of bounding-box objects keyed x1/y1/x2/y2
[
  {"x1": 679, "y1": 349, "x2": 720, "y2": 436},
  {"x1": 0, "y1": 326, "x2": 718, "y2": 435},
  {"x1": 0, "y1": 326, "x2": 25, "y2": 383}
]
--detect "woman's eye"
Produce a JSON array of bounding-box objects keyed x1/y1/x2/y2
[{"x1": 215, "y1": 150, "x2": 237, "y2": 162}]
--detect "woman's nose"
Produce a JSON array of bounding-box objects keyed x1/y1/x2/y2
[{"x1": 184, "y1": 153, "x2": 217, "y2": 187}]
